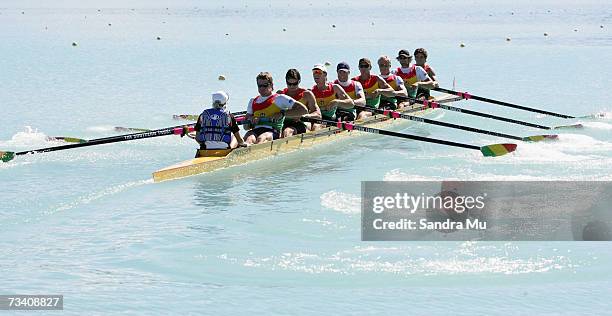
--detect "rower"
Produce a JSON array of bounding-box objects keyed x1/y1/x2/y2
[
  {"x1": 377, "y1": 55, "x2": 409, "y2": 110},
  {"x1": 190, "y1": 91, "x2": 247, "y2": 149},
  {"x1": 333, "y1": 61, "x2": 365, "y2": 121},
  {"x1": 244, "y1": 72, "x2": 309, "y2": 144},
  {"x1": 393, "y1": 49, "x2": 436, "y2": 100},
  {"x1": 413, "y1": 48, "x2": 439, "y2": 99},
  {"x1": 311, "y1": 64, "x2": 353, "y2": 121},
  {"x1": 279, "y1": 68, "x2": 322, "y2": 137},
  {"x1": 353, "y1": 57, "x2": 393, "y2": 119}
]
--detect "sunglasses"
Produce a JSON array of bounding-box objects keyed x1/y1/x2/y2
[
  {"x1": 257, "y1": 83, "x2": 271, "y2": 88},
  {"x1": 286, "y1": 80, "x2": 300, "y2": 86},
  {"x1": 397, "y1": 56, "x2": 412, "y2": 60},
  {"x1": 358, "y1": 64, "x2": 370, "y2": 68},
  {"x1": 312, "y1": 69, "x2": 325, "y2": 75}
]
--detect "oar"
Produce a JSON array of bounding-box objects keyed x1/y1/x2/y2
[
  {"x1": 301, "y1": 117, "x2": 517, "y2": 157},
  {"x1": 46, "y1": 136, "x2": 88, "y2": 143},
  {"x1": 1, "y1": 124, "x2": 195, "y2": 163},
  {"x1": 114, "y1": 127, "x2": 151, "y2": 132},
  {"x1": 173, "y1": 111, "x2": 248, "y2": 121},
  {"x1": 410, "y1": 98, "x2": 582, "y2": 130},
  {"x1": 434, "y1": 87, "x2": 582, "y2": 119},
  {"x1": 116, "y1": 114, "x2": 249, "y2": 133},
  {"x1": 173, "y1": 114, "x2": 199, "y2": 121},
  {"x1": 355, "y1": 105, "x2": 557, "y2": 142}
]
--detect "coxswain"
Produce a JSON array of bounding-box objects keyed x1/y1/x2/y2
[
  {"x1": 353, "y1": 57, "x2": 393, "y2": 119},
  {"x1": 413, "y1": 47, "x2": 439, "y2": 99},
  {"x1": 279, "y1": 68, "x2": 322, "y2": 137},
  {"x1": 244, "y1": 72, "x2": 309, "y2": 144},
  {"x1": 377, "y1": 55, "x2": 409, "y2": 110},
  {"x1": 333, "y1": 61, "x2": 366, "y2": 121},
  {"x1": 188, "y1": 91, "x2": 247, "y2": 150},
  {"x1": 394, "y1": 49, "x2": 436, "y2": 100},
  {"x1": 311, "y1": 64, "x2": 353, "y2": 121}
]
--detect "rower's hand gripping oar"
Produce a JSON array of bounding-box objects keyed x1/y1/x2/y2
[
  {"x1": 355, "y1": 105, "x2": 558, "y2": 142},
  {"x1": 433, "y1": 87, "x2": 600, "y2": 121},
  {"x1": 411, "y1": 98, "x2": 582, "y2": 130},
  {"x1": 0, "y1": 124, "x2": 196, "y2": 163},
  {"x1": 301, "y1": 117, "x2": 517, "y2": 157}
]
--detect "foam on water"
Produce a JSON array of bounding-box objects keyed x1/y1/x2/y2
[
  {"x1": 320, "y1": 190, "x2": 361, "y2": 215},
  {"x1": 50, "y1": 178, "x2": 153, "y2": 214}
]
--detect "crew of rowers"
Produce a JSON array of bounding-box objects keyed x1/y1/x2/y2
[{"x1": 190, "y1": 48, "x2": 439, "y2": 150}]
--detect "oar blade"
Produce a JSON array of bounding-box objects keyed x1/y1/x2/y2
[
  {"x1": 48, "y1": 136, "x2": 88, "y2": 143},
  {"x1": 553, "y1": 123, "x2": 583, "y2": 130},
  {"x1": 173, "y1": 114, "x2": 199, "y2": 121},
  {"x1": 480, "y1": 143, "x2": 517, "y2": 157},
  {"x1": 1, "y1": 151, "x2": 16, "y2": 163},
  {"x1": 577, "y1": 113, "x2": 606, "y2": 119},
  {"x1": 521, "y1": 134, "x2": 559, "y2": 142},
  {"x1": 114, "y1": 127, "x2": 150, "y2": 132}
]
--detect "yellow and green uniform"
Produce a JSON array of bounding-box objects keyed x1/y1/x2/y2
[
  {"x1": 249, "y1": 93, "x2": 294, "y2": 133},
  {"x1": 380, "y1": 73, "x2": 403, "y2": 109},
  {"x1": 312, "y1": 83, "x2": 337, "y2": 120},
  {"x1": 354, "y1": 75, "x2": 381, "y2": 108},
  {"x1": 332, "y1": 79, "x2": 359, "y2": 118},
  {"x1": 395, "y1": 65, "x2": 419, "y2": 98}
]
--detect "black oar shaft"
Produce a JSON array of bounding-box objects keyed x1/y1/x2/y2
[
  {"x1": 15, "y1": 125, "x2": 190, "y2": 156},
  {"x1": 356, "y1": 105, "x2": 524, "y2": 141},
  {"x1": 302, "y1": 117, "x2": 481, "y2": 151},
  {"x1": 410, "y1": 98, "x2": 552, "y2": 130},
  {"x1": 433, "y1": 87, "x2": 575, "y2": 119}
]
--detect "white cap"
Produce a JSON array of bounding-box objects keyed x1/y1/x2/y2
[
  {"x1": 312, "y1": 64, "x2": 328, "y2": 73},
  {"x1": 212, "y1": 91, "x2": 229, "y2": 108}
]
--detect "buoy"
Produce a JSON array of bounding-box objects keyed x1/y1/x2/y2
[
  {"x1": 506, "y1": 37, "x2": 511, "y2": 41},
  {"x1": 72, "y1": 42, "x2": 78, "y2": 47},
  {"x1": 460, "y1": 42, "x2": 465, "y2": 47},
  {"x1": 218, "y1": 75, "x2": 226, "y2": 81},
  {"x1": 544, "y1": 32, "x2": 548, "y2": 36}
]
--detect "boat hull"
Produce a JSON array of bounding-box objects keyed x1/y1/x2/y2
[{"x1": 153, "y1": 94, "x2": 460, "y2": 182}]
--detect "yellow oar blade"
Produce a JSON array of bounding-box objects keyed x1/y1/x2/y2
[
  {"x1": 172, "y1": 114, "x2": 199, "y2": 121},
  {"x1": 480, "y1": 143, "x2": 517, "y2": 157},
  {"x1": 1, "y1": 151, "x2": 16, "y2": 163},
  {"x1": 522, "y1": 135, "x2": 559, "y2": 142}
]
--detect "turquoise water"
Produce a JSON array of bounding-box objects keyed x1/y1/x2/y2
[{"x1": 1, "y1": 1, "x2": 612, "y2": 314}]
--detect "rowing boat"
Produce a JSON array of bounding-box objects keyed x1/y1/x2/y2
[{"x1": 152, "y1": 93, "x2": 462, "y2": 182}]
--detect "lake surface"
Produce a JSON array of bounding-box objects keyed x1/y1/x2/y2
[{"x1": 1, "y1": 0, "x2": 611, "y2": 314}]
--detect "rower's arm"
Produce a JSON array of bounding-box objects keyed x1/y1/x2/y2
[
  {"x1": 302, "y1": 90, "x2": 321, "y2": 119},
  {"x1": 375, "y1": 77, "x2": 395, "y2": 96},
  {"x1": 413, "y1": 66, "x2": 436, "y2": 90},
  {"x1": 285, "y1": 100, "x2": 309, "y2": 119},
  {"x1": 351, "y1": 83, "x2": 366, "y2": 107},
  {"x1": 330, "y1": 84, "x2": 355, "y2": 109},
  {"x1": 427, "y1": 66, "x2": 438, "y2": 84}
]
